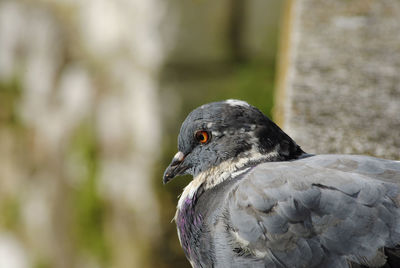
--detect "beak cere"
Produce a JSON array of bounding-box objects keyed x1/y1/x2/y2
[
  {"x1": 171, "y1": 151, "x2": 185, "y2": 165},
  {"x1": 163, "y1": 151, "x2": 186, "y2": 184}
]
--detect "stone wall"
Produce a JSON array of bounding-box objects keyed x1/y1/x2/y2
[{"x1": 275, "y1": 0, "x2": 400, "y2": 159}]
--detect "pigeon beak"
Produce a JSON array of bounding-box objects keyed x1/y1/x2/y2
[{"x1": 163, "y1": 151, "x2": 188, "y2": 184}]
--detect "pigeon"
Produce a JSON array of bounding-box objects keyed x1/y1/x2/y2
[{"x1": 163, "y1": 99, "x2": 400, "y2": 268}]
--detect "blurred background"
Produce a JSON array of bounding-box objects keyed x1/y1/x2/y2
[{"x1": 0, "y1": 0, "x2": 283, "y2": 267}]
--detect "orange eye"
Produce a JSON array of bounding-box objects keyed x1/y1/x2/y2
[{"x1": 195, "y1": 131, "x2": 210, "y2": 144}]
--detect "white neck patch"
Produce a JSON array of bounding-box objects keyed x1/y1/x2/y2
[{"x1": 176, "y1": 146, "x2": 280, "y2": 212}]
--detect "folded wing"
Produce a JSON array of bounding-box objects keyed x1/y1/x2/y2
[{"x1": 226, "y1": 155, "x2": 400, "y2": 268}]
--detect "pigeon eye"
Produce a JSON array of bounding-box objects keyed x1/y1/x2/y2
[{"x1": 195, "y1": 131, "x2": 210, "y2": 144}]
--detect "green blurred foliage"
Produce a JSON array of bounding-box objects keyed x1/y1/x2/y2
[
  {"x1": 0, "y1": 196, "x2": 21, "y2": 231},
  {"x1": 0, "y1": 78, "x2": 23, "y2": 232},
  {"x1": 0, "y1": 78, "x2": 22, "y2": 127},
  {"x1": 69, "y1": 122, "x2": 110, "y2": 265}
]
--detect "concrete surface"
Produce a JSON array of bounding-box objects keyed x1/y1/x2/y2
[{"x1": 275, "y1": 0, "x2": 400, "y2": 159}]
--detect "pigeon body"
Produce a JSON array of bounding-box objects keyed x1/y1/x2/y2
[{"x1": 163, "y1": 100, "x2": 400, "y2": 268}]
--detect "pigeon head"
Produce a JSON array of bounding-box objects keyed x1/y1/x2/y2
[{"x1": 163, "y1": 99, "x2": 304, "y2": 184}]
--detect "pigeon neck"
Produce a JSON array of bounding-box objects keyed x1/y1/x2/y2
[{"x1": 177, "y1": 147, "x2": 282, "y2": 212}]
